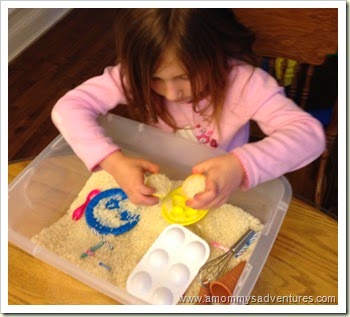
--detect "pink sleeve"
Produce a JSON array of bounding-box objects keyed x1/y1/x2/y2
[
  {"x1": 51, "y1": 65, "x2": 128, "y2": 171},
  {"x1": 230, "y1": 67, "x2": 326, "y2": 190}
]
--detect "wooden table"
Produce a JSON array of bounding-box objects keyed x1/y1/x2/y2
[{"x1": 8, "y1": 160, "x2": 338, "y2": 305}]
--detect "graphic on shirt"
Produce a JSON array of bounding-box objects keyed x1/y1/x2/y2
[
  {"x1": 194, "y1": 124, "x2": 218, "y2": 148},
  {"x1": 175, "y1": 124, "x2": 219, "y2": 148}
]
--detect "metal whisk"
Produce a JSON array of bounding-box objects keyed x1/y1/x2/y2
[{"x1": 198, "y1": 229, "x2": 259, "y2": 285}]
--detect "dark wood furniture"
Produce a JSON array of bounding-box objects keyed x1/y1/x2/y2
[{"x1": 233, "y1": 9, "x2": 338, "y2": 216}]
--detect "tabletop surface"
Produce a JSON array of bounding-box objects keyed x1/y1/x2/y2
[{"x1": 7, "y1": 160, "x2": 338, "y2": 305}]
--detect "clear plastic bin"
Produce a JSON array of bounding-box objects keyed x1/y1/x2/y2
[{"x1": 8, "y1": 114, "x2": 292, "y2": 304}]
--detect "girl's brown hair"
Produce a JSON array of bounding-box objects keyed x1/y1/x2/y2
[{"x1": 113, "y1": 9, "x2": 256, "y2": 130}]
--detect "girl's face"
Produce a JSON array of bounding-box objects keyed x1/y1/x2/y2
[{"x1": 151, "y1": 50, "x2": 192, "y2": 104}]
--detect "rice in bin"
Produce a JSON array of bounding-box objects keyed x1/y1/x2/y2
[{"x1": 32, "y1": 170, "x2": 264, "y2": 304}]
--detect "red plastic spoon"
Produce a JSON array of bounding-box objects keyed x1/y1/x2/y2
[{"x1": 72, "y1": 189, "x2": 101, "y2": 221}]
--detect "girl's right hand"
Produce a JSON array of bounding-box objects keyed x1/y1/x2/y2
[{"x1": 99, "y1": 150, "x2": 160, "y2": 206}]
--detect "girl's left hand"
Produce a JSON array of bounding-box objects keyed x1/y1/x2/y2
[{"x1": 186, "y1": 153, "x2": 245, "y2": 210}]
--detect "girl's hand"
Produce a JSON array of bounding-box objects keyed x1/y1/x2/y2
[
  {"x1": 186, "y1": 153, "x2": 244, "y2": 210},
  {"x1": 99, "y1": 150, "x2": 160, "y2": 205}
]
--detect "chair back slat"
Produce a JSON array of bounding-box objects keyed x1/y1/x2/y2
[
  {"x1": 299, "y1": 64, "x2": 315, "y2": 109},
  {"x1": 279, "y1": 58, "x2": 288, "y2": 87},
  {"x1": 267, "y1": 57, "x2": 275, "y2": 76},
  {"x1": 288, "y1": 62, "x2": 300, "y2": 100}
]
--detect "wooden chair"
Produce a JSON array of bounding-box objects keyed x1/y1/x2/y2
[{"x1": 233, "y1": 8, "x2": 338, "y2": 211}]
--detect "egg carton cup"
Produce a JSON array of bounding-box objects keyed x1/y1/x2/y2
[{"x1": 126, "y1": 224, "x2": 210, "y2": 305}]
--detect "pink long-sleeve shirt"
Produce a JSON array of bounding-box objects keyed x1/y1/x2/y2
[{"x1": 51, "y1": 62, "x2": 325, "y2": 190}]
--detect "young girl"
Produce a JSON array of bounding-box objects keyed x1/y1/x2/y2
[{"x1": 51, "y1": 9, "x2": 325, "y2": 209}]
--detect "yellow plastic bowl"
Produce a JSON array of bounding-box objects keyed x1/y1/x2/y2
[{"x1": 161, "y1": 187, "x2": 208, "y2": 226}]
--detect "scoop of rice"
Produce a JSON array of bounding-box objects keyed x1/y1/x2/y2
[
  {"x1": 182, "y1": 174, "x2": 206, "y2": 199},
  {"x1": 145, "y1": 173, "x2": 172, "y2": 198}
]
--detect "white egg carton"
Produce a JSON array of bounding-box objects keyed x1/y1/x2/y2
[{"x1": 126, "y1": 224, "x2": 210, "y2": 305}]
